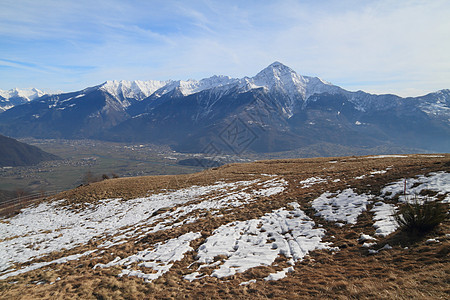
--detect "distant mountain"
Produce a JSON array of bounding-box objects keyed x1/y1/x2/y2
[
  {"x1": 0, "y1": 134, "x2": 60, "y2": 167},
  {"x1": 0, "y1": 62, "x2": 449, "y2": 154},
  {"x1": 0, "y1": 88, "x2": 47, "y2": 112}
]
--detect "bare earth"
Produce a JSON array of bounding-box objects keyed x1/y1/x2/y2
[{"x1": 1, "y1": 154, "x2": 449, "y2": 299}]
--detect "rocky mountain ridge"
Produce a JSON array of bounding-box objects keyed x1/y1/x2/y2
[{"x1": 0, "y1": 62, "x2": 448, "y2": 154}]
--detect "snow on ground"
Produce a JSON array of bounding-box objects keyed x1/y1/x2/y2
[
  {"x1": 381, "y1": 171, "x2": 450, "y2": 203},
  {"x1": 299, "y1": 177, "x2": 327, "y2": 188},
  {"x1": 371, "y1": 202, "x2": 398, "y2": 237},
  {"x1": 312, "y1": 189, "x2": 372, "y2": 225},
  {"x1": 264, "y1": 267, "x2": 294, "y2": 281},
  {"x1": 95, "y1": 232, "x2": 201, "y2": 282},
  {"x1": 1, "y1": 167, "x2": 448, "y2": 283},
  {"x1": 0, "y1": 250, "x2": 97, "y2": 280},
  {"x1": 367, "y1": 155, "x2": 409, "y2": 159},
  {"x1": 0, "y1": 178, "x2": 287, "y2": 276},
  {"x1": 185, "y1": 203, "x2": 333, "y2": 280},
  {"x1": 99, "y1": 178, "x2": 288, "y2": 248}
]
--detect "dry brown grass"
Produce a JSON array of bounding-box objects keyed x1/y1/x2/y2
[{"x1": 1, "y1": 154, "x2": 449, "y2": 299}]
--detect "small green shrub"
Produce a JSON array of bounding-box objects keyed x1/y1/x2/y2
[{"x1": 394, "y1": 197, "x2": 448, "y2": 234}]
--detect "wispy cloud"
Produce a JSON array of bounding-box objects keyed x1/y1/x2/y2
[{"x1": 1, "y1": 0, "x2": 449, "y2": 96}]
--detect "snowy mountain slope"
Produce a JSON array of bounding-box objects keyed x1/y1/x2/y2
[
  {"x1": 0, "y1": 88, "x2": 47, "y2": 112},
  {"x1": 245, "y1": 62, "x2": 341, "y2": 103},
  {"x1": 0, "y1": 87, "x2": 130, "y2": 138},
  {"x1": 415, "y1": 89, "x2": 450, "y2": 125},
  {"x1": 100, "y1": 80, "x2": 169, "y2": 105},
  {"x1": 0, "y1": 155, "x2": 448, "y2": 298},
  {"x1": 0, "y1": 62, "x2": 449, "y2": 153}
]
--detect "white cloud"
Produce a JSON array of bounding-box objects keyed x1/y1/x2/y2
[{"x1": 0, "y1": 0, "x2": 449, "y2": 96}]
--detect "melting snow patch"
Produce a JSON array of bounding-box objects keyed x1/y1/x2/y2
[
  {"x1": 425, "y1": 238, "x2": 439, "y2": 244},
  {"x1": 97, "y1": 232, "x2": 201, "y2": 282},
  {"x1": 0, "y1": 250, "x2": 96, "y2": 280},
  {"x1": 1, "y1": 178, "x2": 287, "y2": 276},
  {"x1": 370, "y1": 170, "x2": 387, "y2": 175},
  {"x1": 239, "y1": 279, "x2": 257, "y2": 285},
  {"x1": 183, "y1": 271, "x2": 206, "y2": 282},
  {"x1": 359, "y1": 234, "x2": 376, "y2": 242},
  {"x1": 264, "y1": 267, "x2": 294, "y2": 281},
  {"x1": 381, "y1": 244, "x2": 392, "y2": 250},
  {"x1": 381, "y1": 172, "x2": 450, "y2": 203},
  {"x1": 185, "y1": 203, "x2": 331, "y2": 280},
  {"x1": 367, "y1": 155, "x2": 408, "y2": 159},
  {"x1": 312, "y1": 189, "x2": 372, "y2": 224},
  {"x1": 371, "y1": 202, "x2": 398, "y2": 237},
  {"x1": 299, "y1": 177, "x2": 327, "y2": 188}
]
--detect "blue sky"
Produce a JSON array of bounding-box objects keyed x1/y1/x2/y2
[{"x1": 1, "y1": 0, "x2": 449, "y2": 97}]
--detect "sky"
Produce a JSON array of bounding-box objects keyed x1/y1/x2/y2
[{"x1": 1, "y1": 0, "x2": 449, "y2": 97}]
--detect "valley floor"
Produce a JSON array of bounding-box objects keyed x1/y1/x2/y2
[{"x1": 0, "y1": 154, "x2": 449, "y2": 299}]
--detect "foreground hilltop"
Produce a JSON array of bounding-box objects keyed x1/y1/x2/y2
[{"x1": 0, "y1": 154, "x2": 449, "y2": 299}]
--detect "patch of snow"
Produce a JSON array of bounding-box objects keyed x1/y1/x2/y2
[
  {"x1": 381, "y1": 171, "x2": 450, "y2": 203},
  {"x1": 0, "y1": 179, "x2": 271, "y2": 275},
  {"x1": 299, "y1": 177, "x2": 327, "y2": 188},
  {"x1": 371, "y1": 202, "x2": 398, "y2": 237},
  {"x1": 367, "y1": 155, "x2": 408, "y2": 159},
  {"x1": 381, "y1": 244, "x2": 392, "y2": 250},
  {"x1": 184, "y1": 272, "x2": 206, "y2": 282},
  {"x1": 239, "y1": 279, "x2": 257, "y2": 285},
  {"x1": 186, "y1": 203, "x2": 331, "y2": 279},
  {"x1": 362, "y1": 242, "x2": 376, "y2": 248},
  {"x1": 261, "y1": 174, "x2": 277, "y2": 177},
  {"x1": 98, "y1": 178, "x2": 288, "y2": 248},
  {"x1": 359, "y1": 234, "x2": 377, "y2": 242},
  {"x1": 0, "y1": 250, "x2": 96, "y2": 280},
  {"x1": 370, "y1": 170, "x2": 387, "y2": 175},
  {"x1": 264, "y1": 266, "x2": 294, "y2": 281},
  {"x1": 96, "y1": 232, "x2": 201, "y2": 282},
  {"x1": 312, "y1": 189, "x2": 372, "y2": 224},
  {"x1": 425, "y1": 238, "x2": 439, "y2": 244}
]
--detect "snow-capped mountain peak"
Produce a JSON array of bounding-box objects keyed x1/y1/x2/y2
[
  {"x1": 164, "y1": 75, "x2": 240, "y2": 96},
  {"x1": 0, "y1": 87, "x2": 46, "y2": 101},
  {"x1": 100, "y1": 80, "x2": 169, "y2": 101},
  {"x1": 0, "y1": 88, "x2": 47, "y2": 112},
  {"x1": 250, "y1": 61, "x2": 308, "y2": 100}
]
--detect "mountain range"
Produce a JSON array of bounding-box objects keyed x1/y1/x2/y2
[
  {"x1": 0, "y1": 88, "x2": 47, "y2": 112},
  {"x1": 0, "y1": 62, "x2": 449, "y2": 154}
]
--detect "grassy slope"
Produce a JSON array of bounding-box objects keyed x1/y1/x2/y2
[
  {"x1": 0, "y1": 135, "x2": 59, "y2": 167},
  {"x1": 0, "y1": 154, "x2": 449, "y2": 299}
]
